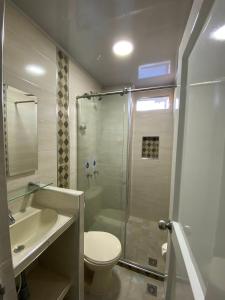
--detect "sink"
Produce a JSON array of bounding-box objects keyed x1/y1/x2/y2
[
  {"x1": 9, "y1": 186, "x2": 83, "y2": 277},
  {"x1": 10, "y1": 207, "x2": 58, "y2": 253}
]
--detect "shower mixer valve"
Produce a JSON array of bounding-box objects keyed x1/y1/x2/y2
[
  {"x1": 93, "y1": 160, "x2": 99, "y2": 175},
  {"x1": 84, "y1": 161, "x2": 93, "y2": 178}
]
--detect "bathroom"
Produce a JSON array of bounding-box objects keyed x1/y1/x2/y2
[{"x1": 0, "y1": 0, "x2": 225, "y2": 299}]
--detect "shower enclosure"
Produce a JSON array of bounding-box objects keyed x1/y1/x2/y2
[
  {"x1": 77, "y1": 92, "x2": 130, "y2": 253},
  {"x1": 77, "y1": 86, "x2": 174, "y2": 277}
]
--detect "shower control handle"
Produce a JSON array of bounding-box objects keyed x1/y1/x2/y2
[{"x1": 158, "y1": 220, "x2": 172, "y2": 232}]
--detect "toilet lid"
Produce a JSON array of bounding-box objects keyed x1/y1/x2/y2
[{"x1": 84, "y1": 231, "x2": 121, "y2": 264}]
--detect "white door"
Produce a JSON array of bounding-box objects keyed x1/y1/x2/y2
[{"x1": 161, "y1": 0, "x2": 225, "y2": 299}]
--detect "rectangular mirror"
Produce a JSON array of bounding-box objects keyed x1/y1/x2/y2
[{"x1": 4, "y1": 85, "x2": 38, "y2": 176}]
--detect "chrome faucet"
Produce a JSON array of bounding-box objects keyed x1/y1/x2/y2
[{"x1": 8, "y1": 210, "x2": 15, "y2": 225}]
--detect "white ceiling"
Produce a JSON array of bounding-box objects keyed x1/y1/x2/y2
[{"x1": 12, "y1": 0, "x2": 193, "y2": 88}]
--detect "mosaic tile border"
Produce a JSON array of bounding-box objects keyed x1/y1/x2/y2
[
  {"x1": 142, "y1": 136, "x2": 159, "y2": 159},
  {"x1": 3, "y1": 85, "x2": 9, "y2": 175},
  {"x1": 57, "y1": 49, "x2": 70, "y2": 188}
]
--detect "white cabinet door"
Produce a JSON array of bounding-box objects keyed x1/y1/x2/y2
[
  {"x1": 0, "y1": 0, "x2": 17, "y2": 299},
  {"x1": 163, "y1": 0, "x2": 225, "y2": 299}
]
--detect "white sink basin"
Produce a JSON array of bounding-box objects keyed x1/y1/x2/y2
[
  {"x1": 10, "y1": 207, "x2": 58, "y2": 252},
  {"x1": 9, "y1": 186, "x2": 83, "y2": 277}
]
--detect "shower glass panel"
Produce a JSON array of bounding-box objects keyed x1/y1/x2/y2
[
  {"x1": 124, "y1": 89, "x2": 173, "y2": 274},
  {"x1": 77, "y1": 93, "x2": 129, "y2": 253},
  {"x1": 77, "y1": 88, "x2": 173, "y2": 276}
]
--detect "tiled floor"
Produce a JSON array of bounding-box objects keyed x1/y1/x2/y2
[
  {"x1": 125, "y1": 216, "x2": 167, "y2": 273},
  {"x1": 84, "y1": 265, "x2": 165, "y2": 300}
]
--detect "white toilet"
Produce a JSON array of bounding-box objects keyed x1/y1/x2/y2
[{"x1": 84, "y1": 231, "x2": 121, "y2": 295}]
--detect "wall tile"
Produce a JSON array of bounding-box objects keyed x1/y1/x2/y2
[
  {"x1": 4, "y1": 3, "x2": 57, "y2": 193},
  {"x1": 3, "y1": 86, "x2": 8, "y2": 174},
  {"x1": 130, "y1": 90, "x2": 174, "y2": 222},
  {"x1": 142, "y1": 136, "x2": 159, "y2": 159},
  {"x1": 5, "y1": 3, "x2": 100, "y2": 196},
  {"x1": 56, "y1": 49, "x2": 70, "y2": 188}
]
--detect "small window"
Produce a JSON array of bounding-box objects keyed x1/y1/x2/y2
[
  {"x1": 138, "y1": 61, "x2": 170, "y2": 80},
  {"x1": 136, "y1": 96, "x2": 170, "y2": 111}
]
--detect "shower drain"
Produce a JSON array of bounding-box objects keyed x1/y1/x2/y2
[
  {"x1": 148, "y1": 257, "x2": 158, "y2": 267},
  {"x1": 147, "y1": 283, "x2": 157, "y2": 297},
  {"x1": 13, "y1": 245, "x2": 25, "y2": 253}
]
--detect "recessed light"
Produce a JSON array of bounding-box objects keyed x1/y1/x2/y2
[
  {"x1": 25, "y1": 64, "x2": 46, "y2": 76},
  {"x1": 211, "y1": 24, "x2": 225, "y2": 41},
  {"x1": 112, "y1": 40, "x2": 133, "y2": 57}
]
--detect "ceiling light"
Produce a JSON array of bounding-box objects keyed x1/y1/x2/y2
[
  {"x1": 211, "y1": 25, "x2": 225, "y2": 41},
  {"x1": 25, "y1": 64, "x2": 46, "y2": 76},
  {"x1": 113, "y1": 40, "x2": 133, "y2": 57}
]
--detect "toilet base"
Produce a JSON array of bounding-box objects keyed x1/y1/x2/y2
[
  {"x1": 84, "y1": 260, "x2": 115, "y2": 295},
  {"x1": 90, "y1": 268, "x2": 113, "y2": 295}
]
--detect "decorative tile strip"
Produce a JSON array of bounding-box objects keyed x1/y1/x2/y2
[
  {"x1": 56, "y1": 49, "x2": 70, "y2": 188},
  {"x1": 3, "y1": 85, "x2": 9, "y2": 175},
  {"x1": 142, "y1": 136, "x2": 159, "y2": 159}
]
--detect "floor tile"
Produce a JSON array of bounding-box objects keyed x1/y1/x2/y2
[
  {"x1": 84, "y1": 265, "x2": 165, "y2": 300},
  {"x1": 125, "y1": 216, "x2": 167, "y2": 273}
]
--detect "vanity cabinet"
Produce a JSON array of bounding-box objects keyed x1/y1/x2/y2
[{"x1": 9, "y1": 186, "x2": 84, "y2": 300}]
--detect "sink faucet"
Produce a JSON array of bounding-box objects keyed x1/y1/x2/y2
[{"x1": 8, "y1": 210, "x2": 15, "y2": 225}]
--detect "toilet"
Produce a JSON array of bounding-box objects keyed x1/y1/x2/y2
[{"x1": 84, "y1": 231, "x2": 121, "y2": 295}]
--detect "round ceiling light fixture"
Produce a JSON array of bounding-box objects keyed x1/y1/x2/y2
[
  {"x1": 25, "y1": 64, "x2": 46, "y2": 76},
  {"x1": 112, "y1": 40, "x2": 134, "y2": 57}
]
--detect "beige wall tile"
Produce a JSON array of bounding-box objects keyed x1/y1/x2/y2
[
  {"x1": 4, "y1": 3, "x2": 57, "y2": 192},
  {"x1": 69, "y1": 60, "x2": 100, "y2": 189},
  {"x1": 5, "y1": 3, "x2": 100, "y2": 194},
  {"x1": 130, "y1": 90, "x2": 174, "y2": 222}
]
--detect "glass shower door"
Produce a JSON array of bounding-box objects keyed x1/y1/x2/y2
[
  {"x1": 124, "y1": 89, "x2": 174, "y2": 276},
  {"x1": 77, "y1": 93, "x2": 129, "y2": 253}
]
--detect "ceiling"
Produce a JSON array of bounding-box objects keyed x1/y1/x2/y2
[{"x1": 12, "y1": 0, "x2": 193, "y2": 88}]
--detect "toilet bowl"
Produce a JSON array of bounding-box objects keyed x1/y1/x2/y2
[{"x1": 84, "y1": 231, "x2": 121, "y2": 295}]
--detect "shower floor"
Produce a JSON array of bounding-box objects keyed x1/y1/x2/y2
[{"x1": 125, "y1": 216, "x2": 167, "y2": 273}]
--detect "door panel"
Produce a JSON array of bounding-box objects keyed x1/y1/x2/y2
[
  {"x1": 166, "y1": 0, "x2": 225, "y2": 298},
  {"x1": 172, "y1": 253, "x2": 195, "y2": 300},
  {"x1": 170, "y1": 241, "x2": 195, "y2": 300},
  {"x1": 171, "y1": 223, "x2": 204, "y2": 300},
  {"x1": 178, "y1": 0, "x2": 225, "y2": 287}
]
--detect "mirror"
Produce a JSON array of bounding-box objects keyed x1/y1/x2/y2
[{"x1": 4, "y1": 85, "x2": 38, "y2": 176}]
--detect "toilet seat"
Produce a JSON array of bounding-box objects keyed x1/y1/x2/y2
[{"x1": 84, "y1": 231, "x2": 121, "y2": 265}]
